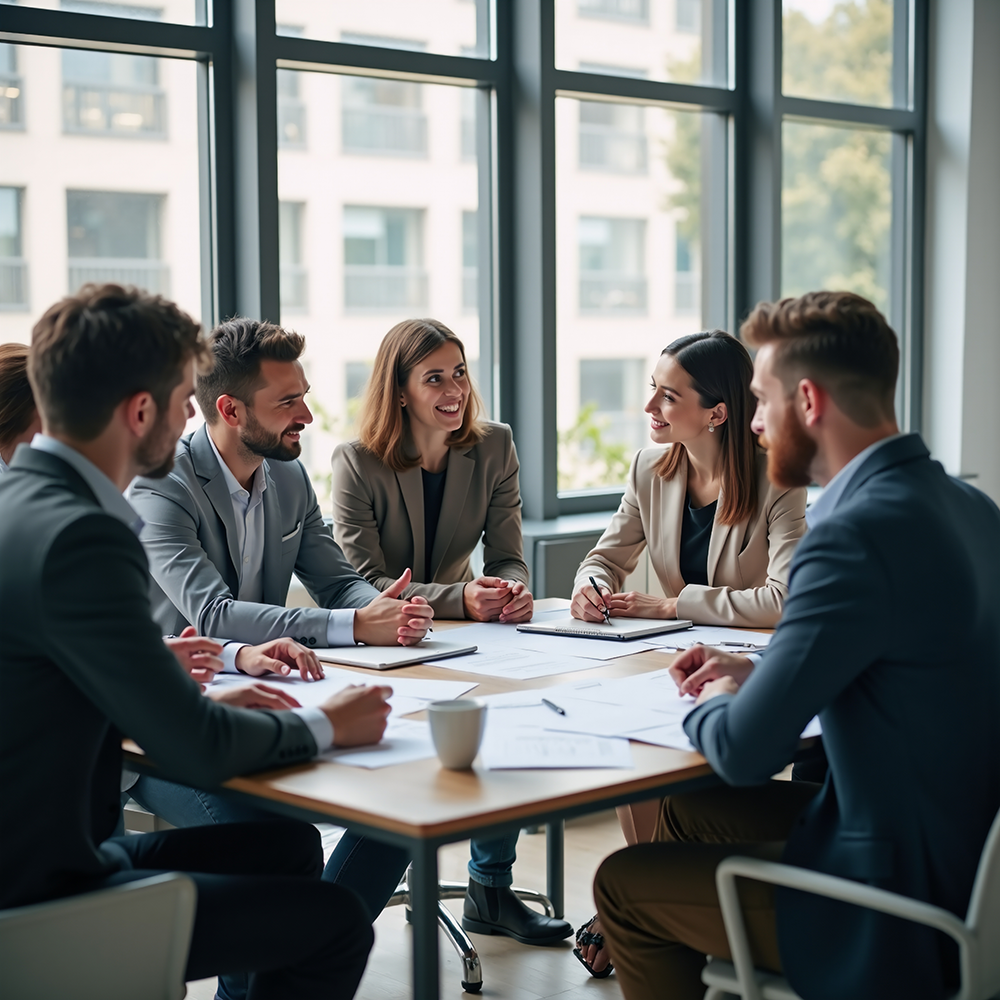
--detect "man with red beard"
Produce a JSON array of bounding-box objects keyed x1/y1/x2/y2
[{"x1": 592, "y1": 291, "x2": 1000, "y2": 1000}]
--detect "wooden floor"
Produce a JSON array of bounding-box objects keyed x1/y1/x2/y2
[{"x1": 186, "y1": 810, "x2": 628, "y2": 1000}]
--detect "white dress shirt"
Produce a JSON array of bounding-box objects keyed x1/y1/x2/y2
[
  {"x1": 206, "y1": 431, "x2": 356, "y2": 653},
  {"x1": 32, "y1": 433, "x2": 334, "y2": 752},
  {"x1": 0, "y1": 452, "x2": 9, "y2": 476}
]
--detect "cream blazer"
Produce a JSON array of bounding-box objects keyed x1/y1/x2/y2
[
  {"x1": 574, "y1": 446, "x2": 807, "y2": 628},
  {"x1": 332, "y1": 422, "x2": 529, "y2": 619}
]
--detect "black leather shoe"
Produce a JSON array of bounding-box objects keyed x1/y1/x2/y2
[{"x1": 461, "y1": 879, "x2": 573, "y2": 945}]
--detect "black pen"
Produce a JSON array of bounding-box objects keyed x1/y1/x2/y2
[
  {"x1": 541, "y1": 698, "x2": 566, "y2": 716},
  {"x1": 588, "y1": 576, "x2": 613, "y2": 625}
]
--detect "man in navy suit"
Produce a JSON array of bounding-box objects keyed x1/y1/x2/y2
[{"x1": 592, "y1": 291, "x2": 1000, "y2": 1000}]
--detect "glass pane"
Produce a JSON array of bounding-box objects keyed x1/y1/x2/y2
[
  {"x1": 278, "y1": 72, "x2": 482, "y2": 510},
  {"x1": 0, "y1": 43, "x2": 203, "y2": 346},
  {"x1": 3, "y1": 0, "x2": 201, "y2": 26},
  {"x1": 781, "y1": 122, "x2": 891, "y2": 312},
  {"x1": 557, "y1": 96, "x2": 706, "y2": 492},
  {"x1": 555, "y1": 0, "x2": 728, "y2": 87},
  {"x1": 782, "y1": 0, "x2": 893, "y2": 107},
  {"x1": 274, "y1": 1, "x2": 485, "y2": 58}
]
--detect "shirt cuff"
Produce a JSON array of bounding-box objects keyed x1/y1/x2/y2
[
  {"x1": 746, "y1": 652, "x2": 763, "y2": 668},
  {"x1": 221, "y1": 641, "x2": 249, "y2": 673},
  {"x1": 292, "y1": 706, "x2": 334, "y2": 752},
  {"x1": 327, "y1": 608, "x2": 357, "y2": 647}
]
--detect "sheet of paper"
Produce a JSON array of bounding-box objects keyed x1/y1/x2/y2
[
  {"x1": 479, "y1": 729, "x2": 633, "y2": 770},
  {"x1": 645, "y1": 625, "x2": 773, "y2": 652},
  {"x1": 317, "y1": 718, "x2": 437, "y2": 768},
  {"x1": 442, "y1": 622, "x2": 661, "y2": 661},
  {"x1": 424, "y1": 647, "x2": 604, "y2": 680}
]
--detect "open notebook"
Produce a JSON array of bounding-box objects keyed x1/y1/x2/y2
[
  {"x1": 313, "y1": 639, "x2": 478, "y2": 670},
  {"x1": 517, "y1": 617, "x2": 693, "y2": 642}
]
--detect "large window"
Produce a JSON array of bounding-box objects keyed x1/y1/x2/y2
[{"x1": 0, "y1": 0, "x2": 925, "y2": 518}]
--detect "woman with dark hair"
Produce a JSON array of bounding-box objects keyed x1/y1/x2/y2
[
  {"x1": 332, "y1": 318, "x2": 573, "y2": 946},
  {"x1": 570, "y1": 330, "x2": 807, "y2": 978},
  {"x1": 0, "y1": 342, "x2": 41, "y2": 474}
]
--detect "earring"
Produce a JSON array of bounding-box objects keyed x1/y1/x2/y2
[{"x1": 708, "y1": 421, "x2": 714, "y2": 433}]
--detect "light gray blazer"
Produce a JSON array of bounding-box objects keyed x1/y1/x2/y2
[
  {"x1": 131, "y1": 424, "x2": 379, "y2": 647},
  {"x1": 332, "y1": 422, "x2": 529, "y2": 619}
]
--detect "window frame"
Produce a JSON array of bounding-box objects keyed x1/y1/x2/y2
[{"x1": 0, "y1": 0, "x2": 926, "y2": 520}]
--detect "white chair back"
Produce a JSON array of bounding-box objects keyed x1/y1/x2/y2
[
  {"x1": 0, "y1": 873, "x2": 196, "y2": 1000},
  {"x1": 964, "y1": 805, "x2": 1000, "y2": 998}
]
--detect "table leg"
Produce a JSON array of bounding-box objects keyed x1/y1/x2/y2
[
  {"x1": 546, "y1": 820, "x2": 565, "y2": 919},
  {"x1": 410, "y1": 840, "x2": 440, "y2": 1000}
]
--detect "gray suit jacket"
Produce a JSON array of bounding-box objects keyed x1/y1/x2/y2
[
  {"x1": 0, "y1": 447, "x2": 317, "y2": 909},
  {"x1": 332, "y1": 423, "x2": 529, "y2": 619},
  {"x1": 131, "y1": 425, "x2": 379, "y2": 647}
]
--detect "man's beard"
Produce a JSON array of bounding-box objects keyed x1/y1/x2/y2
[
  {"x1": 136, "y1": 411, "x2": 178, "y2": 479},
  {"x1": 239, "y1": 407, "x2": 304, "y2": 462},
  {"x1": 762, "y1": 403, "x2": 816, "y2": 489}
]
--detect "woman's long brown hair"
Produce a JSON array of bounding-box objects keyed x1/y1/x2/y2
[
  {"x1": 357, "y1": 318, "x2": 488, "y2": 471},
  {"x1": 654, "y1": 330, "x2": 759, "y2": 525}
]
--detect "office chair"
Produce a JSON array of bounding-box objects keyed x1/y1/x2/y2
[
  {"x1": 0, "y1": 873, "x2": 196, "y2": 1000},
  {"x1": 702, "y1": 806, "x2": 1000, "y2": 1000}
]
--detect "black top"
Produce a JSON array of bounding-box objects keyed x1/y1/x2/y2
[
  {"x1": 421, "y1": 466, "x2": 448, "y2": 581},
  {"x1": 678, "y1": 493, "x2": 718, "y2": 587}
]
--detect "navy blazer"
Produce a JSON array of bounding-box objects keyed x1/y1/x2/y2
[{"x1": 684, "y1": 434, "x2": 1000, "y2": 1000}]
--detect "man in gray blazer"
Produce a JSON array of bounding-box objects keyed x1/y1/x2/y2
[
  {"x1": 592, "y1": 291, "x2": 1000, "y2": 1000},
  {"x1": 0, "y1": 284, "x2": 391, "y2": 998},
  {"x1": 129, "y1": 318, "x2": 431, "y2": 936}
]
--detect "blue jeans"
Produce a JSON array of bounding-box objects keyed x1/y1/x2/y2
[
  {"x1": 127, "y1": 775, "x2": 410, "y2": 1000},
  {"x1": 468, "y1": 831, "x2": 519, "y2": 888}
]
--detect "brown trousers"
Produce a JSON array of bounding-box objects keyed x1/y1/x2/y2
[{"x1": 594, "y1": 781, "x2": 821, "y2": 1000}]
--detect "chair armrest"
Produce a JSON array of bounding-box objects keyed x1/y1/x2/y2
[{"x1": 714, "y1": 857, "x2": 972, "y2": 1000}]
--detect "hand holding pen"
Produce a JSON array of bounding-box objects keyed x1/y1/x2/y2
[{"x1": 588, "y1": 576, "x2": 613, "y2": 625}]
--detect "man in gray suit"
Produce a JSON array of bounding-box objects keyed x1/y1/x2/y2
[
  {"x1": 0, "y1": 283, "x2": 391, "y2": 999},
  {"x1": 129, "y1": 318, "x2": 431, "y2": 940}
]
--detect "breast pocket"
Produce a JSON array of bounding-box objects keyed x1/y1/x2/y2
[{"x1": 281, "y1": 520, "x2": 302, "y2": 543}]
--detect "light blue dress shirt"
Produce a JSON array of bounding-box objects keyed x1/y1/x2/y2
[{"x1": 31, "y1": 434, "x2": 334, "y2": 751}]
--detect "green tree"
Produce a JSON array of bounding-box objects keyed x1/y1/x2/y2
[{"x1": 558, "y1": 403, "x2": 633, "y2": 491}]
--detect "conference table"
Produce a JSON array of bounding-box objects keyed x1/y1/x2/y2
[{"x1": 127, "y1": 600, "x2": 753, "y2": 1000}]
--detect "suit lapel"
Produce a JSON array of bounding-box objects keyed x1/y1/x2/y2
[
  {"x1": 190, "y1": 426, "x2": 242, "y2": 579},
  {"x1": 396, "y1": 466, "x2": 426, "y2": 581},
  {"x1": 430, "y1": 448, "x2": 475, "y2": 580},
  {"x1": 660, "y1": 450, "x2": 688, "y2": 595},
  {"x1": 260, "y1": 462, "x2": 284, "y2": 606}
]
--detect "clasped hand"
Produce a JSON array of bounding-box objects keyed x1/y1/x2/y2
[
  {"x1": 463, "y1": 576, "x2": 533, "y2": 623},
  {"x1": 354, "y1": 568, "x2": 434, "y2": 645}
]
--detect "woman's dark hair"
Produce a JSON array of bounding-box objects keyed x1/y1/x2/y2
[
  {"x1": 654, "y1": 329, "x2": 759, "y2": 525},
  {"x1": 0, "y1": 343, "x2": 36, "y2": 451}
]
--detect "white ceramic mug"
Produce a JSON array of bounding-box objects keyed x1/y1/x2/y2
[{"x1": 427, "y1": 699, "x2": 487, "y2": 769}]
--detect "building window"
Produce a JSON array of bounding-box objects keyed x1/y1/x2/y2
[
  {"x1": 462, "y1": 210, "x2": 478, "y2": 313},
  {"x1": 577, "y1": 0, "x2": 649, "y2": 23},
  {"x1": 343, "y1": 206, "x2": 427, "y2": 312},
  {"x1": 578, "y1": 100, "x2": 647, "y2": 174},
  {"x1": 279, "y1": 201, "x2": 307, "y2": 313},
  {"x1": 277, "y1": 71, "x2": 307, "y2": 148},
  {"x1": 61, "y1": 47, "x2": 166, "y2": 136},
  {"x1": 345, "y1": 361, "x2": 373, "y2": 406},
  {"x1": 66, "y1": 190, "x2": 168, "y2": 295},
  {"x1": 0, "y1": 43, "x2": 24, "y2": 129},
  {"x1": 0, "y1": 187, "x2": 27, "y2": 310},
  {"x1": 676, "y1": 0, "x2": 701, "y2": 34},
  {"x1": 674, "y1": 234, "x2": 698, "y2": 314},
  {"x1": 578, "y1": 217, "x2": 646, "y2": 314},
  {"x1": 460, "y1": 88, "x2": 476, "y2": 161}
]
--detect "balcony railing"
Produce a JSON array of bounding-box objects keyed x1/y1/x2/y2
[
  {"x1": 462, "y1": 267, "x2": 478, "y2": 312},
  {"x1": 280, "y1": 264, "x2": 309, "y2": 312},
  {"x1": 0, "y1": 258, "x2": 28, "y2": 309},
  {"x1": 342, "y1": 108, "x2": 427, "y2": 157},
  {"x1": 579, "y1": 273, "x2": 647, "y2": 313},
  {"x1": 674, "y1": 271, "x2": 699, "y2": 314},
  {"x1": 63, "y1": 83, "x2": 165, "y2": 136},
  {"x1": 578, "y1": 0, "x2": 649, "y2": 22},
  {"x1": 278, "y1": 98, "x2": 306, "y2": 147},
  {"x1": 579, "y1": 126, "x2": 648, "y2": 173},
  {"x1": 344, "y1": 266, "x2": 428, "y2": 312},
  {"x1": 68, "y1": 259, "x2": 170, "y2": 296},
  {"x1": 0, "y1": 74, "x2": 23, "y2": 128}
]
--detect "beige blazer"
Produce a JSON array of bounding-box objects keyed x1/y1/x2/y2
[
  {"x1": 332, "y1": 422, "x2": 529, "y2": 619},
  {"x1": 574, "y1": 446, "x2": 807, "y2": 628}
]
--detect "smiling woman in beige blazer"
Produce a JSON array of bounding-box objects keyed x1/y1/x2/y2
[
  {"x1": 570, "y1": 330, "x2": 807, "y2": 981},
  {"x1": 332, "y1": 318, "x2": 574, "y2": 949}
]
